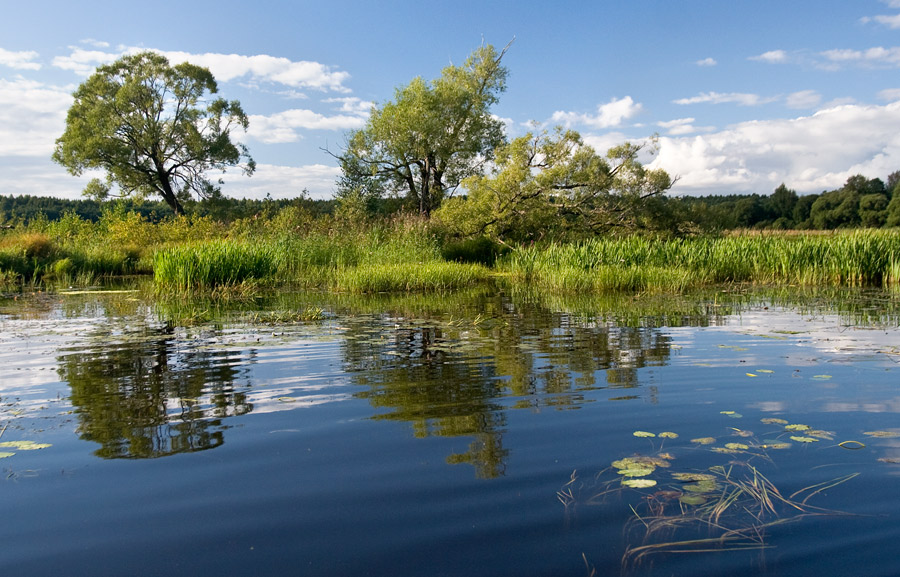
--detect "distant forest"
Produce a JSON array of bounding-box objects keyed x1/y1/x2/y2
[{"x1": 2, "y1": 171, "x2": 899, "y2": 232}]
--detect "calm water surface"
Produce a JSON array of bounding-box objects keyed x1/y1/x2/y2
[{"x1": 1, "y1": 288, "x2": 899, "y2": 576}]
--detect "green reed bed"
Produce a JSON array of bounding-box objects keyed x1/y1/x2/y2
[
  {"x1": 498, "y1": 230, "x2": 900, "y2": 293},
  {"x1": 153, "y1": 240, "x2": 278, "y2": 291},
  {"x1": 333, "y1": 261, "x2": 491, "y2": 293}
]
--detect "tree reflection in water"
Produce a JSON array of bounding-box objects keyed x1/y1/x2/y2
[
  {"x1": 58, "y1": 322, "x2": 253, "y2": 459},
  {"x1": 340, "y1": 296, "x2": 677, "y2": 478}
]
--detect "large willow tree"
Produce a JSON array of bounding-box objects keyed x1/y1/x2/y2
[
  {"x1": 336, "y1": 41, "x2": 511, "y2": 217},
  {"x1": 53, "y1": 51, "x2": 254, "y2": 216}
]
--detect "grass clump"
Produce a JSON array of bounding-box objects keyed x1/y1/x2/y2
[
  {"x1": 334, "y1": 261, "x2": 491, "y2": 293},
  {"x1": 153, "y1": 240, "x2": 277, "y2": 291}
]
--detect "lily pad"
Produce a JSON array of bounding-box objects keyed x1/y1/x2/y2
[
  {"x1": 864, "y1": 431, "x2": 900, "y2": 438},
  {"x1": 671, "y1": 472, "x2": 716, "y2": 482},
  {"x1": 690, "y1": 437, "x2": 716, "y2": 445},
  {"x1": 679, "y1": 494, "x2": 708, "y2": 505},
  {"x1": 760, "y1": 440, "x2": 792, "y2": 449},
  {"x1": 725, "y1": 442, "x2": 749, "y2": 450},
  {"x1": 622, "y1": 479, "x2": 657, "y2": 488},
  {"x1": 618, "y1": 467, "x2": 655, "y2": 477},
  {"x1": 812, "y1": 374, "x2": 833, "y2": 380},
  {"x1": 790, "y1": 436, "x2": 819, "y2": 443},
  {"x1": 633, "y1": 431, "x2": 656, "y2": 438},
  {"x1": 683, "y1": 480, "x2": 718, "y2": 493},
  {"x1": 807, "y1": 430, "x2": 835, "y2": 440},
  {"x1": 659, "y1": 432, "x2": 679, "y2": 439},
  {"x1": 761, "y1": 418, "x2": 789, "y2": 425},
  {"x1": 720, "y1": 411, "x2": 743, "y2": 419},
  {"x1": 785, "y1": 424, "x2": 810, "y2": 431},
  {"x1": 746, "y1": 373, "x2": 758, "y2": 377},
  {"x1": 0, "y1": 441, "x2": 51, "y2": 450},
  {"x1": 0, "y1": 452, "x2": 14, "y2": 459}
]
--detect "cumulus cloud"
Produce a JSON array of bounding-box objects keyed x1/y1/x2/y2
[
  {"x1": 750, "y1": 50, "x2": 788, "y2": 63},
  {"x1": 674, "y1": 91, "x2": 775, "y2": 106},
  {"x1": 550, "y1": 96, "x2": 643, "y2": 129},
  {"x1": 0, "y1": 47, "x2": 41, "y2": 70},
  {"x1": 324, "y1": 96, "x2": 373, "y2": 115},
  {"x1": 247, "y1": 109, "x2": 367, "y2": 144},
  {"x1": 51, "y1": 44, "x2": 352, "y2": 92},
  {"x1": 696, "y1": 57, "x2": 717, "y2": 67},
  {"x1": 649, "y1": 101, "x2": 900, "y2": 195},
  {"x1": 820, "y1": 47, "x2": 900, "y2": 67},
  {"x1": 217, "y1": 163, "x2": 342, "y2": 199},
  {"x1": 0, "y1": 78, "x2": 72, "y2": 156},
  {"x1": 657, "y1": 117, "x2": 715, "y2": 136}
]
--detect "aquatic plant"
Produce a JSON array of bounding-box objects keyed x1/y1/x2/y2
[{"x1": 559, "y1": 412, "x2": 864, "y2": 572}]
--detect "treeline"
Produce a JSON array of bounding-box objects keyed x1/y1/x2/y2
[
  {"x1": 0, "y1": 194, "x2": 337, "y2": 226},
  {"x1": 678, "y1": 172, "x2": 900, "y2": 231},
  {"x1": 3, "y1": 171, "x2": 899, "y2": 234}
]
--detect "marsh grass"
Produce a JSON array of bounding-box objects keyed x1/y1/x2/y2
[
  {"x1": 499, "y1": 230, "x2": 900, "y2": 293},
  {"x1": 153, "y1": 240, "x2": 277, "y2": 291}
]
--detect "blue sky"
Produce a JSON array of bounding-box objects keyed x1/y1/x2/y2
[{"x1": 2, "y1": 0, "x2": 899, "y2": 201}]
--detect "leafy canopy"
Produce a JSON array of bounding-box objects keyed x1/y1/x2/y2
[
  {"x1": 53, "y1": 51, "x2": 254, "y2": 216},
  {"x1": 435, "y1": 129, "x2": 674, "y2": 241},
  {"x1": 336, "y1": 41, "x2": 510, "y2": 217}
]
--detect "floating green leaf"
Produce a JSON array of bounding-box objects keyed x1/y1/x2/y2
[
  {"x1": 659, "y1": 432, "x2": 679, "y2": 439},
  {"x1": 790, "y1": 436, "x2": 819, "y2": 443},
  {"x1": 720, "y1": 411, "x2": 743, "y2": 418},
  {"x1": 0, "y1": 452, "x2": 14, "y2": 459},
  {"x1": 725, "y1": 443, "x2": 749, "y2": 450},
  {"x1": 785, "y1": 424, "x2": 810, "y2": 431},
  {"x1": 746, "y1": 373, "x2": 757, "y2": 377},
  {"x1": 812, "y1": 375, "x2": 832, "y2": 380},
  {"x1": 618, "y1": 467, "x2": 655, "y2": 477},
  {"x1": 760, "y1": 441, "x2": 792, "y2": 450},
  {"x1": 864, "y1": 431, "x2": 900, "y2": 438},
  {"x1": 622, "y1": 479, "x2": 657, "y2": 488},
  {"x1": 671, "y1": 472, "x2": 716, "y2": 482},
  {"x1": 633, "y1": 431, "x2": 656, "y2": 438},
  {"x1": 690, "y1": 437, "x2": 716, "y2": 445},
  {"x1": 0, "y1": 441, "x2": 51, "y2": 450},
  {"x1": 730, "y1": 428, "x2": 754, "y2": 437},
  {"x1": 807, "y1": 430, "x2": 835, "y2": 440},
  {"x1": 683, "y1": 480, "x2": 718, "y2": 493},
  {"x1": 756, "y1": 369, "x2": 774, "y2": 373},
  {"x1": 679, "y1": 494, "x2": 707, "y2": 505},
  {"x1": 761, "y1": 418, "x2": 788, "y2": 425}
]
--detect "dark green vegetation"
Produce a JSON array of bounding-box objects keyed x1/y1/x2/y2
[
  {"x1": 3, "y1": 199, "x2": 900, "y2": 295},
  {"x1": 53, "y1": 51, "x2": 254, "y2": 215}
]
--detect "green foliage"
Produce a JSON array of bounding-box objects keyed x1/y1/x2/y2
[
  {"x1": 436, "y1": 129, "x2": 673, "y2": 240},
  {"x1": 52, "y1": 51, "x2": 254, "y2": 215},
  {"x1": 338, "y1": 41, "x2": 510, "y2": 216}
]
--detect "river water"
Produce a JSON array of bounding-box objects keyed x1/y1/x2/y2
[{"x1": 1, "y1": 287, "x2": 899, "y2": 576}]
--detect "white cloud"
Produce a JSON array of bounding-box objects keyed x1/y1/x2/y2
[
  {"x1": 649, "y1": 101, "x2": 900, "y2": 195},
  {"x1": 878, "y1": 88, "x2": 900, "y2": 101},
  {"x1": 550, "y1": 96, "x2": 643, "y2": 129},
  {"x1": 750, "y1": 50, "x2": 788, "y2": 63},
  {"x1": 0, "y1": 78, "x2": 72, "y2": 157},
  {"x1": 80, "y1": 39, "x2": 110, "y2": 48},
  {"x1": 785, "y1": 90, "x2": 822, "y2": 109},
  {"x1": 158, "y1": 50, "x2": 351, "y2": 92},
  {"x1": 51, "y1": 44, "x2": 352, "y2": 92},
  {"x1": 247, "y1": 109, "x2": 367, "y2": 144},
  {"x1": 657, "y1": 117, "x2": 715, "y2": 136},
  {"x1": 51, "y1": 47, "x2": 120, "y2": 75},
  {"x1": 582, "y1": 132, "x2": 630, "y2": 155},
  {"x1": 696, "y1": 57, "x2": 717, "y2": 67},
  {"x1": 217, "y1": 163, "x2": 341, "y2": 199},
  {"x1": 674, "y1": 91, "x2": 775, "y2": 106},
  {"x1": 324, "y1": 96, "x2": 373, "y2": 115},
  {"x1": 821, "y1": 47, "x2": 900, "y2": 67},
  {"x1": 0, "y1": 47, "x2": 41, "y2": 70}
]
